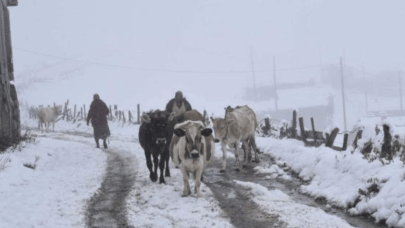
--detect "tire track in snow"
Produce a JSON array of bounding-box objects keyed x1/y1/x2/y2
[
  {"x1": 25, "y1": 128, "x2": 137, "y2": 227},
  {"x1": 85, "y1": 148, "x2": 136, "y2": 228},
  {"x1": 203, "y1": 157, "x2": 286, "y2": 228}
]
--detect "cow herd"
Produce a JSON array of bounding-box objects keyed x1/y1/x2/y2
[
  {"x1": 34, "y1": 103, "x2": 260, "y2": 198},
  {"x1": 138, "y1": 105, "x2": 260, "y2": 197}
]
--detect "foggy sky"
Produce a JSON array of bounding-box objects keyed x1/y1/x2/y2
[{"x1": 8, "y1": 0, "x2": 405, "y2": 107}]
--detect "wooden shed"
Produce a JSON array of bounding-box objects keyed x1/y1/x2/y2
[{"x1": 0, "y1": 0, "x2": 20, "y2": 150}]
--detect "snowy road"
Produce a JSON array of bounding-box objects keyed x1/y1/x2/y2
[{"x1": 85, "y1": 148, "x2": 136, "y2": 228}]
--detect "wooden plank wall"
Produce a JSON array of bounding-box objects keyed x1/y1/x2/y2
[{"x1": 0, "y1": 0, "x2": 19, "y2": 148}]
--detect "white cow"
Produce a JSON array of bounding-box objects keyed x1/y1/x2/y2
[
  {"x1": 170, "y1": 120, "x2": 214, "y2": 197},
  {"x1": 210, "y1": 105, "x2": 259, "y2": 173},
  {"x1": 37, "y1": 105, "x2": 63, "y2": 131}
]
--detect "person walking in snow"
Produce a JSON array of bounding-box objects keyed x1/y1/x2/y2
[
  {"x1": 165, "y1": 91, "x2": 192, "y2": 115},
  {"x1": 87, "y1": 93, "x2": 111, "y2": 149}
]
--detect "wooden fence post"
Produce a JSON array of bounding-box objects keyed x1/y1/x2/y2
[
  {"x1": 114, "y1": 105, "x2": 118, "y2": 118},
  {"x1": 62, "y1": 100, "x2": 69, "y2": 120},
  {"x1": 128, "y1": 111, "x2": 133, "y2": 122},
  {"x1": 342, "y1": 133, "x2": 349, "y2": 151},
  {"x1": 326, "y1": 128, "x2": 339, "y2": 148},
  {"x1": 80, "y1": 107, "x2": 83, "y2": 120},
  {"x1": 137, "y1": 104, "x2": 140, "y2": 124},
  {"x1": 352, "y1": 130, "x2": 363, "y2": 149},
  {"x1": 291, "y1": 110, "x2": 297, "y2": 139},
  {"x1": 264, "y1": 117, "x2": 271, "y2": 136},
  {"x1": 311, "y1": 117, "x2": 317, "y2": 145},
  {"x1": 73, "y1": 104, "x2": 77, "y2": 120},
  {"x1": 83, "y1": 104, "x2": 86, "y2": 120},
  {"x1": 67, "y1": 109, "x2": 71, "y2": 121},
  {"x1": 381, "y1": 124, "x2": 393, "y2": 160},
  {"x1": 299, "y1": 117, "x2": 307, "y2": 144}
]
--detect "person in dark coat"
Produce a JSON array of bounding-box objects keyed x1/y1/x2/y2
[
  {"x1": 87, "y1": 94, "x2": 111, "y2": 148},
  {"x1": 165, "y1": 91, "x2": 192, "y2": 115}
]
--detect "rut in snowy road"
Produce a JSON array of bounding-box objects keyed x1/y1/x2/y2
[
  {"x1": 203, "y1": 155, "x2": 286, "y2": 228},
  {"x1": 204, "y1": 151, "x2": 387, "y2": 228},
  {"x1": 86, "y1": 149, "x2": 136, "y2": 228}
]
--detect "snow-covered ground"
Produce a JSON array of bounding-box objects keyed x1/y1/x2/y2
[
  {"x1": 256, "y1": 131, "x2": 405, "y2": 227},
  {"x1": 0, "y1": 117, "x2": 362, "y2": 228}
]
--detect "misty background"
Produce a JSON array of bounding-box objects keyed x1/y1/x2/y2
[{"x1": 9, "y1": 0, "x2": 405, "y2": 129}]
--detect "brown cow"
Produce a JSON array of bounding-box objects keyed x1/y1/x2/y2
[
  {"x1": 210, "y1": 105, "x2": 259, "y2": 172},
  {"x1": 170, "y1": 120, "x2": 214, "y2": 197}
]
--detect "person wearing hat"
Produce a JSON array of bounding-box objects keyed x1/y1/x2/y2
[
  {"x1": 87, "y1": 93, "x2": 111, "y2": 148},
  {"x1": 165, "y1": 91, "x2": 192, "y2": 115}
]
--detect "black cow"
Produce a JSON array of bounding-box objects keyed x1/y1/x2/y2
[{"x1": 139, "y1": 110, "x2": 171, "y2": 184}]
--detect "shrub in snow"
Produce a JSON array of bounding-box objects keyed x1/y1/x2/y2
[
  {"x1": 11, "y1": 131, "x2": 38, "y2": 152},
  {"x1": 353, "y1": 121, "x2": 405, "y2": 165},
  {"x1": 23, "y1": 155, "x2": 39, "y2": 170},
  {"x1": 0, "y1": 154, "x2": 11, "y2": 172}
]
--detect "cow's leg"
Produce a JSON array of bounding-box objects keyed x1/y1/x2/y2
[
  {"x1": 242, "y1": 140, "x2": 251, "y2": 168},
  {"x1": 250, "y1": 136, "x2": 260, "y2": 163},
  {"x1": 234, "y1": 143, "x2": 242, "y2": 172},
  {"x1": 159, "y1": 154, "x2": 166, "y2": 184},
  {"x1": 220, "y1": 142, "x2": 227, "y2": 173},
  {"x1": 145, "y1": 150, "x2": 157, "y2": 182},
  {"x1": 194, "y1": 169, "x2": 203, "y2": 197},
  {"x1": 181, "y1": 168, "x2": 191, "y2": 197},
  {"x1": 152, "y1": 154, "x2": 159, "y2": 182},
  {"x1": 164, "y1": 148, "x2": 171, "y2": 177}
]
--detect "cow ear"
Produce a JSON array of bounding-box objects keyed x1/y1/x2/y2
[
  {"x1": 226, "y1": 118, "x2": 234, "y2": 124},
  {"x1": 201, "y1": 128, "x2": 213, "y2": 137},
  {"x1": 141, "y1": 114, "x2": 151, "y2": 123},
  {"x1": 173, "y1": 128, "x2": 186, "y2": 137}
]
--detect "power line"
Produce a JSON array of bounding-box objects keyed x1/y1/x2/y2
[{"x1": 13, "y1": 46, "x2": 333, "y2": 74}]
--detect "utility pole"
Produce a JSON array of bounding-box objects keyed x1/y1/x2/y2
[
  {"x1": 340, "y1": 57, "x2": 347, "y2": 131},
  {"x1": 362, "y1": 65, "x2": 368, "y2": 111},
  {"x1": 273, "y1": 56, "x2": 278, "y2": 110},
  {"x1": 399, "y1": 71, "x2": 403, "y2": 114},
  {"x1": 250, "y1": 48, "x2": 257, "y2": 102}
]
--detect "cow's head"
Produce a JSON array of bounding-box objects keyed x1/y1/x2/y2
[
  {"x1": 142, "y1": 110, "x2": 169, "y2": 147},
  {"x1": 173, "y1": 120, "x2": 212, "y2": 159},
  {"x1": 210, "y1": 117, "x2": 228, "y2": 143},
  {"x1": 53, "y1": 105, "x2": 63, "y2": 115}
]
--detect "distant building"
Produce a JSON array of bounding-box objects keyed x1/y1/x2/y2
[
  {"x1": 243, "y1": 80, "x2": 314, "y2": 101},
  {"x1": 321, "y1": 64, "x2": 354, "y2": 89},
  {"x1": 244, "y1": 82, "x2": 334, "y2": 129}
]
